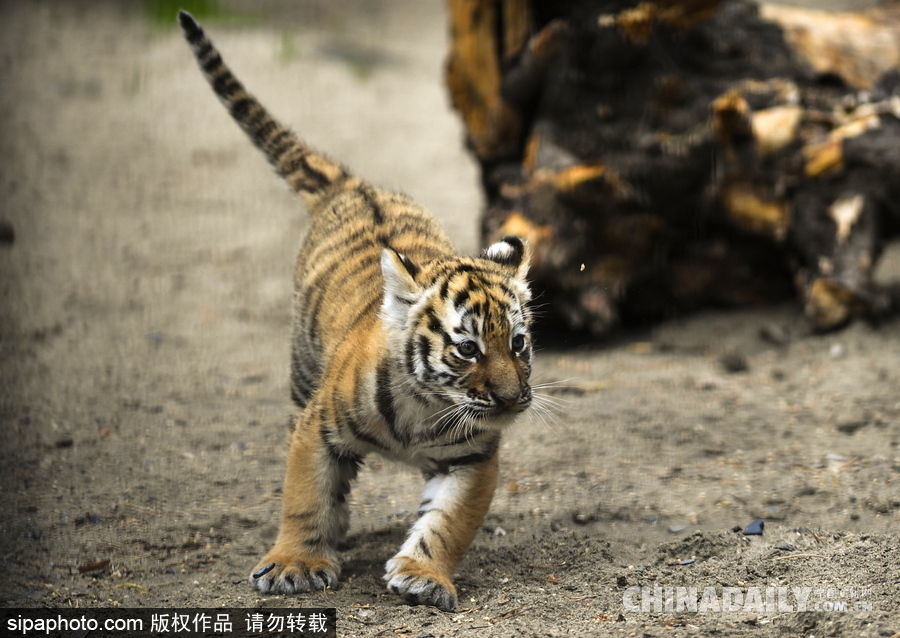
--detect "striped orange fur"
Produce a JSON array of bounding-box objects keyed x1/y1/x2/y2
[{"x1": 179, "y1": 11, "x2": 533, "y2": 611}]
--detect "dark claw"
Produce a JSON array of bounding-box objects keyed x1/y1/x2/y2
[{"x1": 253, "y1": 562, "x2": 277, "y2": 579}]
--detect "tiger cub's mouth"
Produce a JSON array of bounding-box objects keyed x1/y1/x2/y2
[{"x1": 470, "y1": 387, "x2": 532, "y2": 419}]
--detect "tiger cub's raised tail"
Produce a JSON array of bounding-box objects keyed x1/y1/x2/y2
[{"x1": 178, "y1": 10, "x2": 350, "y2": 206}]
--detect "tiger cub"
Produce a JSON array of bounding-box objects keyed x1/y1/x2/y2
[{"x1": 179, "y1": 11, "x2": 533, "y2": 611}]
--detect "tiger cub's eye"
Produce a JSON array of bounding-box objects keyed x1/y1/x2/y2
[
  {"x1": 511, "y1": 334, "x2": 526, "y2": 353},
  {"x1": 457, "y1": 340, "x2": 479, "y2": 358}
]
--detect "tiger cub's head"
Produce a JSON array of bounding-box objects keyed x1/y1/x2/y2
[{"x1": 381, "y1": 236, "x2": 533, "y2": 428}]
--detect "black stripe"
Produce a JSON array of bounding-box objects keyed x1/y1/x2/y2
[
  {"x1": 303, "y1": 251, "x2": 380, "y2": 344},
  {"x1": 440, "y1": 351, "x2": 465, "y2": 374},
  {"x1": 417, "y1": 335, "x2": 432, "y2": 378},
  {"x1": 283, "y1": 153, "x2": 329, "y2": 190},
  {"x1": 498, "y1": 281, "x2": 517, "y2": 303},
  {"x1": 290, "y1": 386, "x2": 308, "y2": 408},
  {"x1": 361, "y1": 187, "x2": 385, "y2": 225},
  {"x1": 290, "y1": 348, "x2": 320, "y2": 406},
  {"x1": 338, "y1": 396, "x2": 390, "y2": 452},
  {"x1": 397, "y1": 252, "x2": 420, "y2": 279},
  {"x1": 245, "y1": 102, "x2": 266, "y2": 129},
  {"x1": 270, "y1": 129, "x2": 291, "y2": 148},
  {"x1": 304, "y1": 536, "x2": 324, "y2": 547},
  {"x1": 375, "y1": 362, "x2": 400, "y2": 441},
  {"x1": 286, "y1": 510, "x2": 317, "y2": 522},
  {"x1": 297, "y1": 212, "x2": 389, "y2": 301},
  {"x1": 319, "y1": 421, "x2": 363, "y2": 465},
  {"x1": 454, "y1": 288, "x2": 470, "y2": 309},
  {"x1": 200, "y1": 50, "x2": 221, "y2": 74},
  {"x1": 212, "y1": 74, "x2": 241, "y2": 99},
  {"x1": 417, "y1": 538, "x2": 432, "y2": 559},
  {"x1": 376, "y1": 360, "x2": 409, "y2": 445},
  {"x1": 433, "y1": 530, "x2": 449, "y2": 552},
  {"x1": 418, "y1": 506, "x2": 449, "y2": 520},
  {"x1": 375, "y1": 360, "x2": 396, "y2": 425},
  {"x1": 404, "y1": 337, "x2": 417, "y2": 376},
  {"x1": 269, "y1": 129, "x2": 295, "y2": 157},
  {"x1": 411, "y1": 391, "x2": 431, "y2": 407},
  {"x1": 230, "y1": 96, "x2": 253, "y2": 121},
  {"x1": 251, "y1": 116, "x2": 278, "y2": 143},
  {"x1": 444, "y1": 448, "x2": 497, "y2": 468},
  {"x1": 429, "y1": 438, "x2": 499, "y2": 473},
  {"x1": 305, "y1": 269, "x2": 379, "y2": 350},
  {"x1": 388, "y1": 217, "x2": 443, "y2": 242},
  {"x1": 344, "y1": 296, "x2": 380, "y2": 333}
]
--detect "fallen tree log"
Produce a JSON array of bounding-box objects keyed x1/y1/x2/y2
[{"x1": 446, "y1": 0, "x2": 900, "y2": 334}]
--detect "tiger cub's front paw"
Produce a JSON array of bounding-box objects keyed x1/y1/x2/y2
[
  {"x1": 250, "y1": 552, "x2": 340, "y2": 595},
  {"x1": 384, "y1": 555, "x2": 458, "y2": 611}
]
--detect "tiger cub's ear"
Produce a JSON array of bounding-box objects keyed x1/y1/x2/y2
[
  {"x1": 483, "y1": 236, "x2": 531, "y2": 281},
  {"x1": 380, "y1": 248, "x2": 422, "y2": 328}
]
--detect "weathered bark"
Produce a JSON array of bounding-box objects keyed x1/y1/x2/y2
[{"x1": 446, "y1": 0, "x2": 900, "y2": 334}]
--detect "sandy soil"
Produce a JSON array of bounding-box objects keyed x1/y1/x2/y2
[{"x1": 1, "y1": 1, "x2": 897, "y2": 636}]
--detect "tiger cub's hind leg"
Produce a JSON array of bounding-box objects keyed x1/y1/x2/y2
[
  {"x1": 385, "y1": 452, "x2": 499, "y2": 611},
  {"x1": 251, "y1": 408, "x2": 359, "y2": 594}
]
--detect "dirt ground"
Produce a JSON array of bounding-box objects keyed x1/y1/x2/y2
[{"x1": 1, "y1": 1, "x2": 898, "y2": 636}]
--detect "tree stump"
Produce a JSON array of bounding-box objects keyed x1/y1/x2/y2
[{"x1": 446, "y1": 0, "x2": 900, "y2": 334}]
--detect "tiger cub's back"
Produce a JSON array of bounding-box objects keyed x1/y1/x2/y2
[{"x1": 290, "y1": 184, "x2": 457, "y2": 407}]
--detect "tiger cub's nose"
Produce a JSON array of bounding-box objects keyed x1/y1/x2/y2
[{"x1": 491, "y1": 389, "x2": 520, "y2": 408}]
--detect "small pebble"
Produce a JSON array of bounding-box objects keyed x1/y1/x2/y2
[
  {"x1": 572, "y1": 512, "x2": 594, "y2": 525},
  {"x1": 667, "y1": 524, "x2": 687, "y2": 534},
  {"x1": 836, "y1": 419, "x2": 868, "y2": 435},
  {"x1": 0, "y1": 219, "x2": 14, "y2": 244},
  {"x1": 719, "y1": 351, "x2": 749, "y2": 373},
  {"x1": 78, "y1": 559, "x2": 110, "y2": 574},
  {"x1": 743, "y1": 519, "x2": 765, "y2": 535},
  {"x1": 678, "y1": 559, "x2": 695, "y2": 566},
  {"x1": 774, "y1": 541, "x2": 796, "y2": 551},
  {"x1": 695, "y1": 378, "x2": 723, "y2": 390},
  {"x1": 759, "y1": 324, "x2": 789, "y2": 346},
  {"x1": 74, "y1": 512, "x2": 102, "y2": 526}
]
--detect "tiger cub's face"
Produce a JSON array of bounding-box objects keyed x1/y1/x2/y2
[{"x1": 381, "y1": 237, "x2": 533, "y2": 429}]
